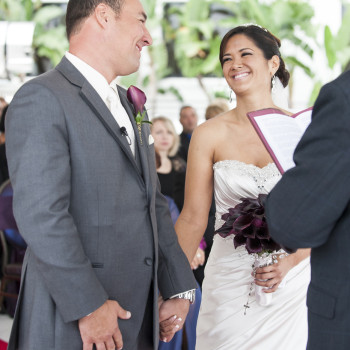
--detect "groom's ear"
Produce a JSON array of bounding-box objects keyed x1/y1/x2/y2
[{"x1": 94, "y1": 3, "x2": 110, "y2": 28}]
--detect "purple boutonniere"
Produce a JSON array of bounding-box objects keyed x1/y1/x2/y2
[{"x1": 127, "y1": 85, "x2": 152, "y2": 144}]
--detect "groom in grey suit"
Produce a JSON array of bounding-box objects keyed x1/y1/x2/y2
[
  {"x1": 5, "y1": 0, "x2": 196, "y2": 349},
  {"x1": 265, "y1": 70, "x2": 350, "y2": 349}
]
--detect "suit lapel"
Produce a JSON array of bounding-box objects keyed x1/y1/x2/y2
[
  {"x1": 118, "y1": 87, "x2": 152, "y2": 196},
  {"x1": 55, "y1": 57, "x2": 143, "y2": 180}
]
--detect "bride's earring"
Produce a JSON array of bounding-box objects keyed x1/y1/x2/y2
[
  {"x1": 271, "y1": 75, "x2": 276, "y2": 93},
  {"x1": 229, "y1": 89, "x2": 233, "y2": 103}
]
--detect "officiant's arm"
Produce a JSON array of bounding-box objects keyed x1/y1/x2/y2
[
  {"x1": 175, "y1": 122, "x2": 215, "y2": 263},
  {"x1": 265, "y1": 79, "x2": 350, "y2": 250}
]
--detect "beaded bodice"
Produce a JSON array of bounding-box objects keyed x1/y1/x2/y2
[{"x1": 213, "y1": 160, "x2": 281, "y2": 230}]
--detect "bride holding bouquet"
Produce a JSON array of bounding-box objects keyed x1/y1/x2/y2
[{"x1": 175, "y1": 24, "x2": 311, "y2": 350}]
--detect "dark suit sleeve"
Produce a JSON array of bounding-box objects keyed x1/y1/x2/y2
[
  {"x1": 265, "y1": 75, "x2": 350, "y2": 250},
  {"x1": 6, "y1": 83, "x2": 108, "y2": 322},
  {"x1": 177, "y1": 133, "x2": 190, "y2": 162},
  {"x1": 173, "y1": 158, "x2": 186, "y2": 211}
]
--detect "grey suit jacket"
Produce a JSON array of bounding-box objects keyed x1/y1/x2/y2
[
  {"x1": 265, "y1": 70, "x2": 350, "y2": 350},
  {"x1": 6, "y1": 57, "x2": 196, "y2": 350}
]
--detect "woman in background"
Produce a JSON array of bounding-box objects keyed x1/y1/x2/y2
[
  {"x1": 152, "y1": 117, "x2": 186, "y2": 207},
  {"x1": 151, "y1": 116, "x2": 206, "y2": 271},
  {"x1": 152, "y1": 117, "x2": 204, "y2": 350}
]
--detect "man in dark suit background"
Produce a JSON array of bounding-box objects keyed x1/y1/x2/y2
[
  {"x1": 177, "y1": 106, "x2": 198, "y2": 162},
  {"x1": 265, "y1": 70, "x2": 350, "y2": 350},
  {"x1": 174, "y1": 106, "x2": 198, "y2": 211},
  {"x1": 6, "y1": 1, "x2": 196, "y2": 349}
]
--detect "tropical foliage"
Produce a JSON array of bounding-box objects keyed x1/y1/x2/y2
[
  {"x1": 309, "y1": 3, "x2": 350, "y2": 104},
  {"x1": 1, "y1": 0, "x2": 349, "y2": 107},
  {"x1": 0, "y1": 0, "x2": 68, "y2": 73},
  {"x1": 161, "y1": 0, "x2": 317, "y2": 106}
]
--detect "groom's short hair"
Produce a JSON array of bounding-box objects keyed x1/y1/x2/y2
[{"x1": 66, "y1": 0, "x2": 125, "y2": 39}]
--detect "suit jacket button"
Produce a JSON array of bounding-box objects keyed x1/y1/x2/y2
[{"x1": 144, "y1": 257, "x2": 153, "y2": 266}]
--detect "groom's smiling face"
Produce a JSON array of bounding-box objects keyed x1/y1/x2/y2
[{"x1": 106, "y1": 0, "x2": 153, "y2": 76}]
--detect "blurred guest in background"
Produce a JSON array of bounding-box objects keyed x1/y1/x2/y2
[
  {"x1": 151, "y1": 117, "x2": 186, "y2": 208},
  {"x1": 0, "y1": 98, "x2": 7, "y2": 144},
  {"x1": 177, "y1": 106, "x2": 198, "y2": 162},
  {"x1": 0, "y1": 97, "x2": 7, "y2": 122},
  {"x1": 205, "y1": 99, "x2": 229, "y2": 120},
  {"x1": 0, "y1": 105, "x2": 9, "y2": 185}
]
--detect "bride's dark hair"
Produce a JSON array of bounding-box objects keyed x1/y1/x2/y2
[{"x1": 219, "y1": 24, "x2": 290, "y2": 88}]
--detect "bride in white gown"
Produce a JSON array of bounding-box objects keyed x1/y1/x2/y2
[{"x1": 175, "y1": 25, "x2": 310, "y2": 350}]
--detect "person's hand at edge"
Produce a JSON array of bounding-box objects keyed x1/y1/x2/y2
[
  {"x1": 79, "y1": 299, "x2": 131, "y2": 350},
  {"x1": 190, "y1": 247, "x2": 205, "y2": 270},
  {"x1": 159, "y1": 298, "x2": 190, "y2": 342}
]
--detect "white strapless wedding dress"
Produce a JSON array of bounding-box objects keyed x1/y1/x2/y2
[{"x1": 196, "y1": 160, "x2": 310, "y2": 350}]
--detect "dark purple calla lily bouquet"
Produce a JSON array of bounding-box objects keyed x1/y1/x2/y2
[
  {"x1": 215, "y1": 194, "x2": 286, "y2": 311},
  {"x1": 126, "y1": 85, "x2": 152, "y2": 144},
  {"x1": 215, "y1": 194, "x2": 281, "y2": 254}
]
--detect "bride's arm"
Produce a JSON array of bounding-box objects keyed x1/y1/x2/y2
[
  {"x1": 254, "y1": 248, "x2": 311, "y2": 293},
  {"x1": 175, "y1": 123, "x2": 215, "y2": 263}
]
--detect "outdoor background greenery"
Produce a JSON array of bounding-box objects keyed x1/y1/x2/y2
[{"x1": 1, "y1": 0, "x2": 350, "y2": 107}]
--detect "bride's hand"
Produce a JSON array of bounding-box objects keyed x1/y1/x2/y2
[
  {"x1": 190, "y1": 248, "x2": 205, "y2": 270},
  {"x1": 254, "y1": 255, "x2": 294, "y2": 293}
]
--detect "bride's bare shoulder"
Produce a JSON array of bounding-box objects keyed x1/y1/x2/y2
[
  {"x1": 191, "y1": 114, "x2": 227, "y2": 147},
  {"x1": 196, "y1": 110, "x2": 231, "y2": 133}
]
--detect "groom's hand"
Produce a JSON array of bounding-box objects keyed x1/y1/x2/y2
[
  {"x1": 159, "y1": 298, "x2": 190, "y2": 342},
  {"x1": 79, "y1": 300, "x2": 131, "y2": 350}
]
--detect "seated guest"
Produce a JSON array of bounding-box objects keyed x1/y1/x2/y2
[{"x1": 0, "y1": 105, "x2": 9, "y2": 185}]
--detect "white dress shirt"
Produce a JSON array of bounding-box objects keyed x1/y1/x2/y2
[{"x1": 65, "y1": 52, "x2": 135, "y2": 156}]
